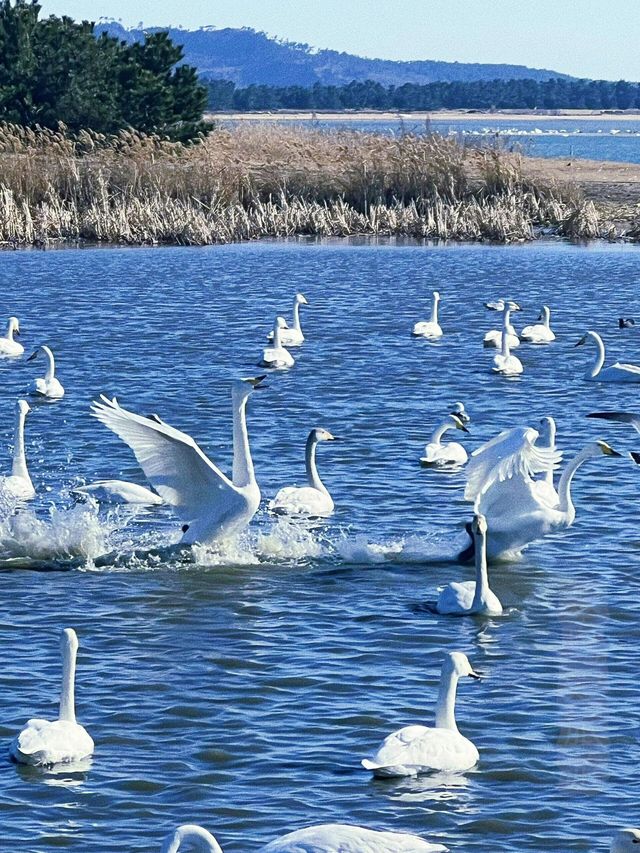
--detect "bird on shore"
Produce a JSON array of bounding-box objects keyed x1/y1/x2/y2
[
  {"x1": 420, "y1": 413, "x2": 469, "y2": 467},
  {"x1": 575, "y1": 331, "x2": 640, "y2": 382},
  {"x1": 27, "y1": 345, "x2": 64, "y2": 398},
  {"x1": 10, "y1": 628, "x2": 94, "y2": 766},
  {"x1": 0, "y1": 316, "x2": 23, "y2": 356},
  {"x1": 266, "y1": 293, "x2": 308, "y2": 346},
  {"x1": 0, "y1": 400, "x2": 35, "y2": 501},
  {"x1": 91, "y1": 377, "x2": 266, "y2": 545},
  {"x1": 412, "y1": 291, "x2": 443, "y2": 339},
  {"x1": 260, "y1": 317, "x2": 295, "y2": 369},
  {"x1": 269, "y1": 428, "x2": 339, "y2": 516},
  {"x1": 520, "y1": 305, "x2": 555, "y2": 344}
]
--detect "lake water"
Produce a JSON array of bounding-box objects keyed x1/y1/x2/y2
[{"x1": 1, "y1": 239, "x2": 640, "y2": 852}]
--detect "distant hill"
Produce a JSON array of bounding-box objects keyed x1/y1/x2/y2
[{"x1": 96, "y1": 22, "x2": 572, "y2": 87}]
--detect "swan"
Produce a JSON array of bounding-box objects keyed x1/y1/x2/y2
[
  {"x1": 0, "y1": 400, "x2": 35, "y2": 501},
  {"x1": 412, "y1": 291, "x2": 442, "y2": 339},
  {"x1": 619, "y1": 318, "x2": 635, "y2": 329},
  {"x1": 612, "y1": 829, "x2": 640, "y2": 852},
  {"x1": 484, "y1": 299, "x2": 521, "y2": 311},
  {"x1": 520, "y1": 305, "x2": 555, "y2": 344},
  {"x1": 260, "y1": 317, "x2": 295, "y2": 369},
  {"x1": 463, "y1": 428, "x2": 620, "y2": 560},
  {"x1": 451, "y1": 401, "x2": 470, "y2": 424},
  {"x1": 269, "y1": 428, "x2": 338, "y2": 516},
  {"x1": 492, "y1": 330, "x2": 523, "y2": 376},
  {"x1": 10, "y1": 628, "x2": 94, "y2": 766},
  {"x1": 0, "y1": 316, "x2": 23, "y2": 356},
  {"x1": 266, "y1": 293, "x2": 308, "y2": 346},
  {"x1": 420, "y1": 414, "x2": 469, "y2": 467},
  {"x1": 72, "y1": 480, "x2": 163, "y2": 505},
  {"x1": 483, "y1": 301, "x2": 521, "y2": 348},
  {"x1": 575, "y1": 331, "x2": 640, "y2": 382},
  {"x1": 435, "y1": 514, "x2": 502, "y2": 615},
  {"x1": 91, "y1": 377, "x2": 265, "y2": 545},
  {"x1": 161, "y1": 823, "x2": 448, "y2": 853},
  {"x1": 27, "y1": 345, "x2": 65, "y2": 398},
  {"x1": 361, "y1": 651, "x2": 480, "y2": 777}
]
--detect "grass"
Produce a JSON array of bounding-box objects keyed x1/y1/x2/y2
[{"x1": 0, "y1": 122, "x2": 612, "y2": 247}]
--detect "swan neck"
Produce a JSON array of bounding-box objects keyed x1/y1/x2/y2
[
  {"x1": 6, "y1": 320, "x2": 15, "y2": 340},
  {"x1": 162, "y1": 825, "x2": 224, "y2": 853},
  {"x1": 430, "y1": 420, "x2": 452, "y2": 445},
  {"x1": 59, "y1": 639, "x2": 77, "y2": 723},
  {"x1": 11, "y1": 408, "x2": 29, "y2": 481},
  {"x1": 501, "y1": 329, "x2": 510, "y2": 357},
  {"x1": 231, "y1": 392, "x2": 254, "y2": 488},
  {"x1": 305, "y1": 433, "x2": 327, "y2": 493},
  {"x1": 430, "y1": 295, "x2": 439, "y2": 324},
  {"x1": 435, "y1": 666, "x2": 459, "y2": 732},
  {"x1": 273, "y1": 322, "x2": 282, "y2": 349},
  {"x1": 557, "y1": 446, "x2": 593, "y2": 519},
  {"x1": 292, "y1": 299, "x2": 302, "y2": 332},
  {"x1": 44, "y1": 348, "x2": 55, "y2": 381},
  {"x1": 471, "y1": 531, "x2": 490, "y2": 610},
  {"x1": 543, "y1": 307, "x2": 551, "y2": 328},
  {"x1": 588, "y1": 333, "x2": 605, "y2": 378}
]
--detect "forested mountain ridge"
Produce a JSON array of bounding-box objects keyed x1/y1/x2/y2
[{"x1": 96, "y1": 22, "x2": 572, "y2": 87}]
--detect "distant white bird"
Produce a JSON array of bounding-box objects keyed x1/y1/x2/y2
[
  {"x1": 575, "y1": 331, "x2": 640, "y2": 382},
  {"x1": 520, "y1": 305, "x2": 555, "y2": 344},
  {"x1": 412, "y1": 291, "x2": 442, "y2": 339},
  {"x1": 10, "y1": 628, "x2": 94, "y2": 767},
  {"x1": 0, "y1": 316, "x2": 23, "y2": 356},
  {"x1": 435, "y1": 514, "x2": 502, "y2": 615},
  {"x1": 484, "y1": 299, "x2": 521, "y2": 312},
  {"x1": 420, "y1": 414, "x2": 469, "y2": 467},
  {"x1": 361, "y1": 651, "x2": 481, "y2": 777},
  {"x1": 450, "y1": 401, "x2": 470, "y2": 424},
  {"x1": 27, "y1": 345, "x2": 65, "y2": 398},
  {"x1": 611, "y1": 829, "x2": 640, "y2": 852},
  {"x1": 161, "y1": 823, "x2": 448, "y2": 853},
  {"x1": 260, "y1": 317, "x2": 295, "y2": 369},
  {"x1": 0, "y1": 399, "x2": 35, "y2": 501},
  {"x1": 269, "y1": 428, "x2": 338, "y2": 516},
  {"x1": 91, "y1": 377, "x2": 265, "y2": 545},
  {"x1": 484, "y1": 302, "x2": 521, "y2": 348},
  {"x1": 493, "y1": 330, "x2": 523, "y2": 376},
  {"x1": 72, "y1": 479, "x2": 163, "y2": 505},
  {"x1": 266, "y1": 293, "x2": 308, "y2": 346}
]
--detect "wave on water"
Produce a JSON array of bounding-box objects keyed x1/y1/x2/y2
[{"x1": 336, "y1": 530, "x2": 466, "y2": 565}]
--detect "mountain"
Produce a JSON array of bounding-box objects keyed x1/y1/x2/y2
[{"x1": 96, "y1": 22, "x2": 572, "y2": 87}]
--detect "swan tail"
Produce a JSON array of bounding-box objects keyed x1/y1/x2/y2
[{"x1": 361, "y1": 758, "x2": 380, "y2": 771}]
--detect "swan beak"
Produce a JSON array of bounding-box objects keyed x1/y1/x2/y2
[
  {"x1": 459, "y1": 424, "x2": 470, "y2": 433},
  {"x1": 330, "y1": 436, "x2": 341, "y2": 441},
  {"x1": 630, "y1": 451, "x2": 640, "y2": 465},
  {"x1": 26, "y1": 350, "x2": 38, "y2": 362},
  {"x1": 468, "y1": 669, "x2": 482, "y2": 680},
  {"x1": 536, "y1": 314, "x2": 543, "y2": 321},
  {"x1": 248, "y1": 375, "x2": 268, "y2": 389},
  {"x1": 574, "y1": 336, "x2": 586, "y2": 347},
  {"x1": 601, "y1": 443, "x2": 621, "y2": 457},
  {"x1": 14, "y1": 328, "x2": 20, "y2": 337}
]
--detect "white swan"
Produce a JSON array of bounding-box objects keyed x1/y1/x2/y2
[
  {"x1": 420, "y1": 414, "x2": 469, "y2": 467},
  {"x1": 0, "y1": 316, "x2": 23, "y2": 356},
  {"x1": 492, "y1": 330, "x2": 523, "y2": 376},
  {"x1": 27, "y1": 345, "x2": 65, "y2": 398},
  {"x1": 361, "y1": 651, "x2": 480, "y2": 777},
  {"x1": 436, "y1": 514, "x2": 502, "y2": 615},
  {"x1": 161, "y1": 823, "x2": 448, "y2": 853},
  {"x1": 0, "y1": 400, "x2": 35, "y2": 501},
  {"x1": 72, "y1": 480, "x2": 163, "y2": 505},
  {"x1": 483, "y1": 302, "x2": 521, "y2": 348},
  {"x1": 412, "y1": 291, "x2": 442, "y2": 339},
  {"x1": 520, "y1": 305, "x2": 555, "y2": 344},
  {"x1": 10, "y1": 628, "x2": 94, "y2": 766},
  {"x1": 91, "y1": 377, "x2": 265, "y2": 545},
  {"x1": 575, "y1": 331, "x2": 640, "y2": 382},
  {"x1": 484, "y1": 299, "x2": 521, "y2": 312},
  {"x1": 612, "y1": 829, "x2": 640, "y2": 852},
  {"x1": 266, "y1": 293, "x2": 308, "y2": 346},
  {"x1": 269, "y1": 428, "x2": 338, "y2": 516},
  {"x1": 260, "y1": 317, "x2": 295, "y2": 369}
]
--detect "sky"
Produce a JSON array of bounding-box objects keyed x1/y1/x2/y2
[{"x1": 39, "y1": 0, "x2": 640, "y2": 81}]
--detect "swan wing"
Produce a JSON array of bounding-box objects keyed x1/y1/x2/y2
[
  {"x1": 90, "y1": 396, "x2": 239, "y2": 521},
  {"x1": 11, "y1": 719, "x2": 94, "y2": 766},
  {"x1": 476, "y1": 474, "x2": 558, "y2": 526},
  {"x1": 587, "y1": 411, "x2": 640, "y2": 434},
  {"x1": 464, "y1": 426, "x2": 561, "y2": 502},
  {"x1": 262, "y1": 824, "x2": 448, "y2": 852},
  {"x1": 363, "y1": 725, "x2": 477, "y2": 774}
]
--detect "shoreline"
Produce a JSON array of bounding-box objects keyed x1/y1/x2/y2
[{"x1": 207, "y1": 109, "x2": 640, "y2": 123}]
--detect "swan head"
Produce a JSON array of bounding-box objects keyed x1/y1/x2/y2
[
  {"x1": 506, "y1": 300, "x2": 522, "y2": 311},
  {"x1": 450, "y1": 402, "x2": 470, "y2": 424},
  {"x1": 537, "y1": 305, "x2": 550, "y2": 321},
  {"x1": 16, "y1": 399, "x2": 31, "y2": 418},
  {"x1": 443, "y1": 651, "x2": 481, "y2": 680},
  {"x1": 311, "y1": 427, "x2": 338, "y2": 442},
  {"x1": 619, "y1": 318, "x2": 635, "y2": 329},
  {"x1": 448, "y1": 414, "x2": 469, "y2": 433},
  {"x1": 161, "y1": 824, "x2": 223, "y2": 853},
  {"x1": 575, "y1": 330, "x2": 602, "y2": 348},
  {"x1": 7, "y1": 316, "x2": 20, "y2": 336},
  {"x1": 295, "y1": 293, "x2": 308, "y2": 306},
  {"x1": 275, "y1": 316, "x2": 288, "y2": 329},
  {"x1": 471, "y1": 513, "x2": 487, "y2": 538},
  {"x1": 233, "y1": 376, "x2": 267, "y2": 400},
  {"x1": 432, "y1": 291, "x2": 440, "y2": 301},
  {"x1": 27, "y1": 344, "x2": 53, "y2": 362},
  {"x1": 595, "y1": 440, "x2": 621, "y2": 458},
  {"x1": 611, "y1": 829, "x2": 640, "y2": 852},
  {"x1": 61, "y1": 627, "x2": 79, "y2": 656},
  {"x1": 538, "y1": 416, "x2": 556, "y2": 446}
]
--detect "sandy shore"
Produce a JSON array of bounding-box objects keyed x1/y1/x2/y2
[{"x1": 207, "y1": 109, "x2": 640, "y2": 123}]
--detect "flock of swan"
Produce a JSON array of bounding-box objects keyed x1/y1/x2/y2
[{"x1": 1, "y1": 287, "x2": 639, "y2": 852}]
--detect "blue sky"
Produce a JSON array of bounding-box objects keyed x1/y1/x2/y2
[{"x1": 39, "y1": 0, "x2": 640, "y2": 81}]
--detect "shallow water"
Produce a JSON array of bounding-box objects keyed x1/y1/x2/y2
[{"x1": 1, "y1": 239, "x2": 640, "y2": 851}]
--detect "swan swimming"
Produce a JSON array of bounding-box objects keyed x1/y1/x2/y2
[
  {"x1": 260, "y1": 317, "x2": 295, "y2": 369},
  {"x1": 435, "y1": 514, "x2": 502, "y2": 615},
  {"x1": 412, "y1": 291, "x2": 443, "y2": 339},
  {"x1": 575, "y1": 331, "x2": 640, "y2": 382},
  {"x1": 611, "y1": 829, "x2": 640, "y2": 852},
  {"x1": 520, "y1": 305, "x2": 555, "y2": 344},
  {"x1": 91, "y1": 377, "x2": 265, "y2": 545},
  {"x1": 269, "y1": 428, "x2": 338, "y2": 516},
  {"x1": 0, "y1": 316, "x2": 23, "y2": 356},
  {"x1": 72, "y1": 479, "x2": 164, "y2": 505},
  {"x1": 266, "y1": 293, "x2": 308, "y2": 346},
  {"x1": 361, "y1": 651, "x2": 481, "y2": 777},
  {"x1": 420, "y1": 414, "x2": 469, "y2": 467},
  {"x1": 161, "y1": 823, "x2": 448, "y2": 853},
  {"x1": 10, "y1": 628, "x2": 94, "y2": 766},
  {"x1": 451, "y1": 401, "x2": 470, "y2": 424},
  {"x1": 492, "y1": 329, "x2": 523, "y2": 376},
  {"x1": 484, "y1": 299, "x2": 521, "y2": 312},
  {"x1": 0, "y1": 400, "x2": 35, "y2": 501},
  {"x1": 27, "y1": 345, "x2": 65, "y2": 398},
  {"x1": 483, "y1": 301, "x2": 521, "y2": 348}
]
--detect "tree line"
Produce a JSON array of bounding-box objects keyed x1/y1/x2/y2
[
  {"x1": 207, "y1": 78, "x2": 640, "y2": 112},
  {"x1": 0, "y1": 0, "x2": 208, "y2": 140}
]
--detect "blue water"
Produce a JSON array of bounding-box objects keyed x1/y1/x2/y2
[{"x1": 1, "y1": 240, "x2": 640, "y2": 852}]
